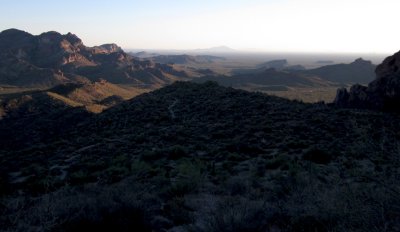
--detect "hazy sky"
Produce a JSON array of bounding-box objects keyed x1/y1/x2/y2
[{"x1": 1, "y1": 0, "x2": 399, "y2": 53}]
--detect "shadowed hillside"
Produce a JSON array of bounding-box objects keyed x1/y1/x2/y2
[
  {"x1": 0, "y1": 80, "x2": 148, "y2": 113},
  {"x1": 301, "y1": 58, "x2": 376, "y2": 84},
  {"x1": 193, "y1": 68, "x2": 334, "y2": 88},
  {"x1": 1, "y1": 81, "x2": 400, "y2": 231},
  {"x1": 196, "y1": 58, "x2": 376, "y2": 88},
  {"x1": 192, "y1": 58, "x2": 376, "y2": 103}
]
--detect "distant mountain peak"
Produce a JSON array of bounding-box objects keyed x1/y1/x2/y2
[
  {"x1": 0, "y1": 28, "x2": 188, "y2": 88},
  {"x1": 147, "y1": 54, "x2": 225, "y2": 65},
  {"x1": 93, "y1": 43, "x2": 122, "y2": 54},
  {"x1": 40, "y1": 30, "x2": 61, "y2": 36},
  {"x1": 193, "y1": 45, "x2": 236, "y2": 53},
  {"x1": 65, "y1": 32, "x2": 83, "y2": 46},
  {"x1": 0, "y1": 29, "x2": 34, "y2": 50},
  {"x1": 211, "y1": 45, "x2": 233, "y2": 50},
  {"x1": 0, "y1": 28, "x2": 31, "y2": 36},
  {"x1": 351, "y1": 58, "x2": 372, "y2": 65},
  {"x1": 38, "y1": 31, "x2": 63, "y2": 40},
  {"x1": 257, "y1": 59, "x2": 288, "y2": 70}
]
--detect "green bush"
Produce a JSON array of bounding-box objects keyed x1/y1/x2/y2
[{"x1": 166, "y1": 160, "x2": 203, "y2": 197}]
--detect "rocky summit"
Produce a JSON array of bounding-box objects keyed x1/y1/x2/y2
[{"x1": 0, "y1": 29, "x2": 188, "y2": 88}]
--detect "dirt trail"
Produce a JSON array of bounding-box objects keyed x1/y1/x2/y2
[{"x1": 168, "y1": 99, "x2": 179, "y2": 119}]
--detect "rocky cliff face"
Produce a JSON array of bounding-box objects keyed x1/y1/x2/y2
[
  {"x1": 0, "y1": 29, "x2": 187, "y2": 88},
  {"x1": 92, "y1": 43, "x2": 122, "y2": 54},
  {"x1": 335, "y1": 51, "x2": 400, "y2": 111}
]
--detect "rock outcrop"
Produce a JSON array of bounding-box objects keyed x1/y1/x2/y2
[
  {"x1": 0, "y1": 29, "x2": 187, "y2": 88},
  {"x1": 335, "y1": 51, "x2": 400, "y2": 111},
  {"x1": 92, "y1": 43, "x2": 123, "y2": 54}
]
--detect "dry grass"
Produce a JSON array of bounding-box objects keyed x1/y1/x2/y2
[
  {"x1": 0, "y1": 86, "x2": 44, "y2": 95},
  {"x1": 46, "y1": 92, "x2": 83, "y2": 107},
  {"x1": 45, "y1": 82, "x2": 151, "y2": 113}
]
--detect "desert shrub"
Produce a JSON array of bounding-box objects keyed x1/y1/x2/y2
[
  {"x1": 287, "y1": 139, "x2": 309, "y2": 149},
  {"x1": 130, "y1": 159, "x2": 153, "y2": 179},
  {"x1": 166, "y1": 160, "x2": 204, "y2": 197},
  {"x1": 225, "y1": 141, "x2": 263, "y2": 155},
  {"x1": 269, "y1": 171, "x2": 400, "y2": 232},
  {"x1": 167, "y1": 145, "x2": 188, "y2": 160},
  {"x1": 141, "y1": 149, "x2": 163, "y2": 161},
  {"x1": 290, "y1": 215, "x2": 328, "y2": 232},
  {"x1": 141, "y1": 146, "x2": 189, "y2": 162},
  {"x1": 111, "y1": 154, "x2": 130, "y2": 165},
  {"x1": 303, "y1": 148, "x2": 332, "y2": 164},
  {"x1": 265, "y1": 154, "x2": 289, "y2": 170},
  {"x1": 163, "y1": 197, "x2": 194, "y2": 226},
  {"x1": 198, "y1": 197, "x2": 270, "y2": 232},
  {"x1": 0, "y1": 174, "x2": 11, "y2": 196},
  {"x1": 1, "y1": 180, "x2": 158, "y2": 232},
  {"x1": 224, "y1": 176, "x2": 249, "y2": 196},
  {"x1": 253, "y1": 158, "x2": 267, "y2": 177},
  {"x1": 69, "y1": 170, "x2": 90, "y2": 184},
  {"x1": 57, "y1": 204, "x2": 150, "y2": 232},
  {"x1": 108, "y1": 164, "x2": 130, "y2": 176},
  {"x1": 226, "y1": 152, "x2": 243, "y2": 162},
  {"x1": 85, "y1": 159, "x2": 107, "y2": 173}
]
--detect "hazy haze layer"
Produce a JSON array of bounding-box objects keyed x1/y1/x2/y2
[{"x1": 1, "y1": 0, "x2": 399, "y2": 53}]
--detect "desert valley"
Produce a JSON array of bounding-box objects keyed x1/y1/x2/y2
[
  {"x1": 0, "y1": 28, "x2": 400, "y2": 231},
  {"x1": 2, "y1": 1, "x2": 400, "y2": 231}
]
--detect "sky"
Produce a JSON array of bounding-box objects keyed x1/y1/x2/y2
[{"x1": 1, "y1": 0, "x2": 399, "y2": 54}]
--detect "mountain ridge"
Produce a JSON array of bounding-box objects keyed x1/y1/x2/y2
[
  {"x1": 0, "y1": 28, "x2": 188, "y2": 88},
  {"x1": 335, "y1": 50, "x2": 400, "y2": 111},
  {"x1": 301, "y1": 58, "x2": 376, "y2": 84},
  {"x1": 194, "y1": 58, "x2": 376, "y2": 90}
]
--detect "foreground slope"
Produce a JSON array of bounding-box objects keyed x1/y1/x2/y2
[{"x1": 1, "y1": 81, "x2": 400, "y2": 231}]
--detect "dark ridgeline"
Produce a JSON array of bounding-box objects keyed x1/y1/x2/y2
[
  {"x1": 302, "y1": 58, "x2": 376, "y2": 84},
  {"x1": 1, "y1": 29, "x2": 400, "y2": 231},
  {"x1": 335, "y1": 50, "x2": 400, "y2": 111}
]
